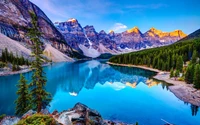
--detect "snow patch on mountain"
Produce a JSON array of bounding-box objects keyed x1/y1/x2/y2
[
  {"x1": 80, "y1": 30, "x2": 100, "y2": 58},
  {"x1": 79, "y1": 45, "x2": 100, "y2": 58}
]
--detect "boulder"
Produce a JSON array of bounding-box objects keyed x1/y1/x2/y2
[
  {"x1": 0, "y1": 116, "x2": 20, "y2": 125},
  {"x1": 53, "y1": 102, "x2": 104, "y2": 125},
  {"x1": 21, "y1": 110, "x2": 37, "y2": 119}
]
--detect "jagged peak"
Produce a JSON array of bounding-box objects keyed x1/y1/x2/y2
[
  {"x1": 127, "y1": 26, "x2": 141, "y2": 33},
  {"x1": 173, "y1": 29, "x2": 184, "y2": 33},
  {"x1": 99, "y1": 30, "x2": 106, "y2": 34},
  {"x1": 146, "y1": 27, "x2": 187, "y2": 38},
  {"x1": 149, "y1": 27, "x2": 162, "y2": 34},
  {"x1": 109, "y1": 30, "x2": 114, "y2": 34},
  {"x1": 170, "y1": 30, "x2": 187, "y2": 37},
  {"x1": 84, "y1": 25, "x2": 94, "y2": 28},
  {"x1": 67, "y1": 18, "x2": 77, "y2": 23}
]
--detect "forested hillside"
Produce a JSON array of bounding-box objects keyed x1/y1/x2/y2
[
  {"x1": 109, "y1": 29, "x2": 200, "y2": 71},
  {"x1": 109, "y1": 29, "x2": 200, "y2": 88}
]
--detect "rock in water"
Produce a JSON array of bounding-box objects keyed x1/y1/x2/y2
[{"x1": 0, "y1": 116, "x2": 20, "y2": 125}]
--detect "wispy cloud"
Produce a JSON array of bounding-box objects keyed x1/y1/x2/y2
[
  {"x1": 30, "y1": 0, "x2": 168, "y2": 22},
  {"x1": 30, "y1": 0, "x2": 117, "y2": 22},
  {"x1": 126, "y1": 4, "x2": 168, "y2": 9},
  {"x1": 109, "y1": 23, "x2": 128, "y2": 33}
]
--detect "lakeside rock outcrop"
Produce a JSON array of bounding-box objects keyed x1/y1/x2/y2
[{"x1": 0, "y1": 103, "x2": 135, "y2": 125}]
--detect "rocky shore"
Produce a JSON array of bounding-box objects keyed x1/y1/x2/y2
[
  {"x1": 0, "y1": 103, "x2": 135, "y2": 125},
  {"x1": 0, "y1": 68, "x2": 32, "y2": 77},
  {"x1": 0, "y1": 64, "x2": 50, "y2": 77},
  {"x1": 107, "y1": 62, "x2": 200, "y2": 106}
]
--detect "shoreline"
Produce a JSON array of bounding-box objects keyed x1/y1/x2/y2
[
  {"x1": 0, "y1": 63, "x2": 50, "y2": 77},
  {"x1": 107, "y1": 62, "x2": 200, "y2": 106},
  {"x1": 0, "y1": 68, "x2": 32, "y2": 77}
]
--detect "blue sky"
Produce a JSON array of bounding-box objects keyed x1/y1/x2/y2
[{"x1": 30, "y1": 0, "x2": 200, "y2": 34}]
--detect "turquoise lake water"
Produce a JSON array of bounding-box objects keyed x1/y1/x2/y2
[{"x1": 0, "y1": 60, "x2": 200, "y2": 125}]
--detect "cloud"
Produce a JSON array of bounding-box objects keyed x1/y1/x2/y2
[
  {"x1": 30, "y1": 0, "x2": 117, "y2": 22},
  {"x1": 109, "y1": 23, "x2": 128, "y2": 33},
  {"x1": 126, "y1": 4, "x2": 168, "y2": 9}
]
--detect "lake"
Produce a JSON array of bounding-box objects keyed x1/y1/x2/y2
[{"x1": 0, "y1": 60, "x2": 199, "y2": 125}]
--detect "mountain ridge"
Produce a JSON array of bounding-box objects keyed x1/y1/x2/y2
[
  {"x1": 0, "y1": 0, "x2": 85, "y2": 61},
  {"x1": 56, "y1": 18, "x2": 187, "y2": 58}
]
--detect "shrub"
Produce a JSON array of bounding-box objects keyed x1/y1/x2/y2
[
  {"x1": 178, "y1": 77, "x2": 185, "y2": 81},
  {"x1": 16, "y1": 114, "x2": 58, "y2": 125},
  {"x1": 0, "y1": 61, "x2": 5, "y2": 68},
  {"x1": 0, "y1": 114, "x2": 6, "y2": 121}
]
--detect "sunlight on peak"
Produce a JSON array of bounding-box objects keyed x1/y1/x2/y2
[
  {"x1": 127, "y1": 27, "x2": 140, "y2": 33},
  {"x1": 146, "y1": 79, "x2": 159, "y2": 88},
  {"x1": 109, "y1": 30, "x2": 114, "y2": 33},
  {"x1": 149, "y1": 27, "x2": 162, "y2": 34},
  {"x1": 67, "y1": 18, "x2": 77, "y2": 22},
  {"x1": 126, "y1": 82, "x2": 137, "y2": 88}
]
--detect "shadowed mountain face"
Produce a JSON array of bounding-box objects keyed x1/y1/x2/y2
[
  {"x1": 0, "y1": 0, "x2": 74, "y2": 57},
  {"x1": 55, "y1": 19, "x2": 118, "y2": 57},
  {"x1": 56, "y1": 19, "x2": 187, "y2": 57}
]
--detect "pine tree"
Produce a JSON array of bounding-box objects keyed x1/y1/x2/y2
[
  {"x1": 176, "y1": 56, "x2": 183, "y2": 72},
  {"x1": 193, "y1": 64, "x2": 200, "y2": 89},
  {"x1": 185, "y1": 64, "x2": 195, "y2": 84},
  {"x1": 170, "y1": 68, "x2": 174, "y2": 78},
  {"x1": 171, "y1": 54, "x2": 175, "y2": 69},
  {"x1": 28, "y1": 12, "x2": 51, "y2": 113},
  {"x1": 15, "y1": 74, "x2": 31, "y2": 116},
  {"x1": 174, "y1": 70, "x2": 180, "y2": 80},
  {"x1": 12, "y1": 62, "x2": 16, "y2": 71},
  {"x1": 191, "y1": 50, "x2": 198, "y2": 64}
]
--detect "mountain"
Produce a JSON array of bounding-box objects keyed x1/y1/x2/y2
[
  {"x1": 109, "y1": 27, "x2": 187, "y2": 50},
  {"x1": 0, "y1": 0, "x2": 83, "y2": 61},
  {"x1": 56, "y1": 18, "x2": 187, "y2": 57},
  {"x1": 56, "y1": 19, "x2": 118, "y2": 58},
  {"x1": 109, "y1": 28, "x2": 200, "y2": 70}
]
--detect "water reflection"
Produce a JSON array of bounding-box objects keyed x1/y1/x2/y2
[
  {"x1": 55, "y1": 60, "x2": 156, "y2": 95},
  {"x1": 191, "y1": 105, "x2": 199, "y2": 116},
  {"x1": 0, "y1": 60, "x2": 199, "y2": 124}
]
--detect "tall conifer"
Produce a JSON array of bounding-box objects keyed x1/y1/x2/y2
[
  {"x1": 193, "y1": 64, "x2": 200, "y2": 89},
  {"x1": 15, "y1": 74, "x2": 31, "y2": 116},
  {"x1": 28, "y1": 12, "x2": 51, "y2": 113}
]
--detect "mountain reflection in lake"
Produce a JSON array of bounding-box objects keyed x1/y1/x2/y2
[
  {"x1": 54, "y1": 60, "x2": 157, "y2": 95},
  {"x1": 0, "y1": 60, "x2": 199, "y2": 125}
]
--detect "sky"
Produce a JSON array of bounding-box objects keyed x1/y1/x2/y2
[{"x1": 29, "y1": 0, "x2": 200, "y2": 34}]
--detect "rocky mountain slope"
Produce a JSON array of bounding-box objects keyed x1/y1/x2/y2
[
  {"x1": 0, "y1": 33, "x2": 31, "y2": 58},
  {"x1": 55, "y1": 19, "x2": 118, "y2": 58},
  {"x1": 0, "y1": 0, "x2": 187, "y2": 59},
  {"x1": 56, "y1": 19, "x2": 187, "y2": 58},
  {"x1": 0, "y1": 0, "x2": 82, "y2": 61}
]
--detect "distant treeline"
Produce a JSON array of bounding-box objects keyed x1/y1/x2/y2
[
  {"x1": 110, "y1": 39, "x2": 200, "y2": 71},
  {"x1": 109, "y1": 38, "x2": 200, "y2": 88},
  {"x1": 0, "y1": 48, "x2": 30, "y2": 70}
]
